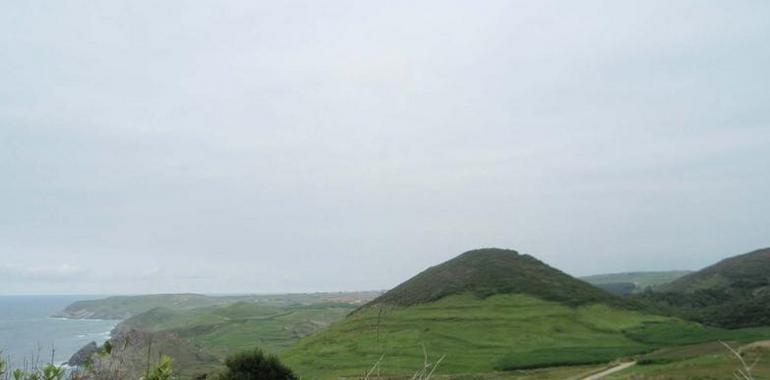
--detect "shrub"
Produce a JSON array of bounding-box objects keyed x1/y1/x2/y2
[
  {"x1": 637, "y1": 357, "x2": 676, "y2": 365},
  {"x1": 144, "y1": 355, "x2": 174, "y2": 380},
  {"x1": 41, "y1": 364, "x2": 66, "y2": 380},
  {"x1": 218, "y1": 349, "x2": 297, "y2": 380}
]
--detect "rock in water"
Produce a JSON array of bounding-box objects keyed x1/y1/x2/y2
[{"x1": 67, "y1": 341, "x2": 98, "y2": 367}]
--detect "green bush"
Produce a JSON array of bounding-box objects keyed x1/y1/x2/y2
[
  {"x1": 218, "y1": 349, "x2": 297, "y2": 380},
  {"x1": 145, "y1": 356, "x2": 174, "y2": 380},
  {"x1": 637, "y1": 357, "x2": 677, "y2": 365}
]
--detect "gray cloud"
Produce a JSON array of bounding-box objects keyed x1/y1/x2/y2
[
  {"x1": 0, "y1": 264, "x2": 89, "y2": 282},
  {"x1": 1, "y1": 0, "x2": 769, "y2": 294}
]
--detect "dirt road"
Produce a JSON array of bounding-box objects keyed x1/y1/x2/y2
[{"x1": 580, "y1": 361, "x2": 636, "y2": 380}]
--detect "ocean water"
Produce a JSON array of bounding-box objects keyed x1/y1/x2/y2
[{"x1": 0, "y1": 296, "x2": 117, "y2": 370}]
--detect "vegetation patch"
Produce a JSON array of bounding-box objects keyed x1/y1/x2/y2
[
  {"x1": 281, "y1": 293, "x2": 671, "y2": 379},
  {"x1": 636, "y1": 248, "x2": 770, "y2": 328},
  {"x1": 365, "y1": 249, "x2": 625, "y2": 308},
  {"x1": 624, "y1": 321, "x2": 770, "y2": 346},
  {"x1": 581, "y1": 271, "x2": 691, "y2": 293},
  {"x1": 495, "y1": 346, "x2": 649, "y2": 370}
]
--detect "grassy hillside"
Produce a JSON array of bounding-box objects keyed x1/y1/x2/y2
[
  {"x1": 186, "y1": 303, "x2": 355, "y2": 356},
  {"x1": 53, "y1": 294, "x2": 230, "y2": 319},
  {"x1": 54, "y1": 291, "x2": 381, "y2": 320},
  {"x1": 367, "y1": 248, "x2": 621, "y2": 308},
  {"x1": 92, "y1": 328, "x2": 222, "y2": 377},
  {"x1": 281, "y1": 248, "x2": 770, "y2": 379},
  {"x1": 99, "y1": 302, "x2": 356, "y2": 378},
  {"x1": 605, "y1": 340, "x2": 770, "y2": 379},
  {"x1": 63, "y1": 292, "x2": 379, "y2": 378},
  {"x1": 660, "y1": 248, "x2": 770, "y2": 293},
  {"x1": 581, "y1": 271, "x2": 691, "y2": 294},
  {"x1": 637, "y1": 248, "x2": 770, "y2": 328},
  {"x1": 282, "y1": 293, "x2": 668, "y2": 379},
  {"x1": 281, "y1": 292, "x2": 770, "y2": 379},
  {"x1": 105, "y1": 302, "x2": 356, "y2": 378}
]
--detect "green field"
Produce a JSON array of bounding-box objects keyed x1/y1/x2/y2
[
  {"x1": 53, "y1": 294, "x2": 233, "y2": 319},
  {"x1": 67, "y1": 293, "x2": 379, "y2": 378},
  {"x1": 54, "y1": 292, "x2": 380, "y2": 320},
  {"x1": 98, "y1": 302, "x2": 357, "y2": 378},
  {"x1": 57, "y1": 249, "x2": 770, "y2": 379},
  {"x1": 280, "y1": 292, "x2": 770, "y2": 379},
  {"x1": 606, "y1": 341, "x2": 770, "y2": 379},
  {"x1": 280, "y1": 293, "x2": 666, "y2": 379},
  {"x1": 64, "y1": 292, "x2": 770, "y2": 379},
  {"x1": 581, "y1": 271, "x2": 691, "y2": 293},
  {"x1": 186, "y1": 303, "x2": 356, "y2": 356}
]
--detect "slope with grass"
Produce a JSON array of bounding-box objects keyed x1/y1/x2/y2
[
  {"x1": 581, "y1": 271, "x2": 691, "y2": 294},
  {"x1": 660, "y1": 248, "x2": 770, "y2": 294},
  {"x1": 54, "y1": 292, "x2": 380, "y2": 320},
  {"x1": 53, "y1": 294, "x2": 229, "y2": 319},
  {"x1": 605, "y1": 340, "x2": 770, "y2": 379},
  {"x1": 280, "y1": 249, "x2": 688, "y2": 379},
  {"x1": 366, "y1": 248, "x2": 623, "y2": 308},
  {"x1": 638, "y1": 247, "x2": 770, "y2": 328},
  {"x1": 61, "y1": 293, "x2": 379, "y2": 378},
  {"x1": 281, "y1": 248, "x2": 770, "y2": 379},
  {"x1": 282, "y1": 293, "x2": 671, "y2": 379},
  {"x1": 100, "y1": 302, "x2": 356, "y2": 378},
  {"x1": 301, "y1": 294, "x2": 770, "y2": 380},
  {"x1": 283, "y1": 295, "x2": 770, "y2": 379}
]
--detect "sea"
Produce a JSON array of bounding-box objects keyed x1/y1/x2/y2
[{"x1": 0, "y1": 296, "x2": 117, "y2": 370}]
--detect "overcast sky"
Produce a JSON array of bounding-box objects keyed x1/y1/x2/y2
[{"x1": 1, "y1": 1, "x2": 769, "y2": 295}]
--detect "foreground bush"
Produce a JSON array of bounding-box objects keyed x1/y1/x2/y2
[{"x1": 218, "y1": 349, "x2": 297, "y2": 380}]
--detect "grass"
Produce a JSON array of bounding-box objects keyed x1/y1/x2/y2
[
  {"x1": 368, "y1": 249, "x2": 623, "y2": 308},
  {"x1": 79, "y1": 295, "x2": 370, "y2": 378},
  {"x1": 53, "y1": 294, "x2": 231, "y2": 319},
  {"x1": 660, "y1": 248, "x2": 770, "y2": 293},
  {"x1": 495, "y1": 346, "x2": 645, "y2": 370},
  {"x1": 342, "y1": 364, "x2": 613, "y2": 380},
  {"x1": 581, "y1": 271, "x2": 691, "y2": 291},
  {"x1": 624, "y1": 320, "x2": 770, "y2": 346},
  {"x1": 282, "y1": 291, "x2": 770, "y2": 379},
  {"x1": 91, "y1": 303, "x2": 355, "y2": 378},
  {"x1": 605, "y1": 341, "x2": 770, "y2": 379},
  {"x1": 54, "y1": 291, "x2": 381, "y2": 320},
  {"x1": 638, "y1": 248, "x2": 770, "y2": 329},
  {"x1": 636, "y1": 341, "x2": 736, "y2": 364},
  {"x1": 187, "y1": 303, "x2": 354, "y2": 356},
  {"x1": 281, "y1": 293, "x2": 669, "y2": 379}
]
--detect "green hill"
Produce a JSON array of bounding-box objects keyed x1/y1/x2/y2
[
  {"x1": 366, "y1": 248, "x2": 620, "y2": 307},
  {"x1": 660, "y1": 248, "x2": 770, "y2": 293},
  {"x1": 282, "y1": 293, "x2": 674, "y2": 379},
  {"x1": 581, "y1": 271, "x2": 691, "y2": 294},
  {"x1": 113, "y1": 302, "x2": 355, "y2": 364},
  {"x1": 107, "y1": 301, "x2": 356, "y2": 378},
  {"x1": 53, "y1": 294, "x2": 229, "y2": 319},
  {"x1": 281, "y1": 248, "x2": 743, "y2": 379},
  {"x1": 54, "y1": 291, "x2": 381, "y2": 320},
  {"x1": 638, "y1": 248, "x2": 770, "y2": 328},
  {"x1": 61, "y1": 293, "x2": 379, "y2": 378}
]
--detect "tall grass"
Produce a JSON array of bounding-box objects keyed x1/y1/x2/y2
[
  {"x1": 721, "y1": 341, "x2": 758, "y2": 380},
  {"x1": 0, "y1": 341, "x2": 173, "y2": 380},
  {"x1": 361, "y1": 348, "x2": 445, "y2": 380}
]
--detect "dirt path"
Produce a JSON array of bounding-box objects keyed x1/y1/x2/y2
[{"x1": 580, "y1": 361, "x2": 636, "y2": 380}]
